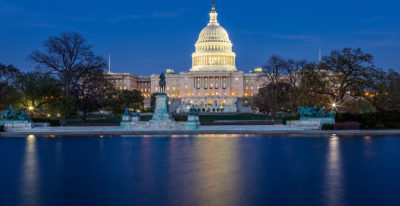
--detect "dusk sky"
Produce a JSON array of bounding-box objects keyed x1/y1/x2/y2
[{"x1": 0, "y1": 0, "x2": 399, "y2": 75}]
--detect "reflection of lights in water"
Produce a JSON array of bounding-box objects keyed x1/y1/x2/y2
[
  {"x1": 363, "y1": 136, "x2": 374, "y2": 157},
  {"x1": 27, "y1": 134, "x2": 35, "y2": 140},
  {"x1": 99, "y1": 135, "x2": 104, "y2": 138},
  {"x1": 195, "y1": 134, "x2": 240, "y2": 138},
  {"x1": 324, "y1": 135, "x2": 344, "y2": 206},
  {"x1": 20, "y1": 134, "x2": 39, "y2": 206},
  {"x1": 191, "y1": 135, "x2": 240, "y2": 205}
]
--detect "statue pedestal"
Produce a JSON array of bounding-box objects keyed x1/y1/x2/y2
[
  {"x1": 122, "y1": 115, "x2": 131, "y2": 122},
  {"x1": 185, "y1": 115, "x2": 200, "y2": 130},
  {"x1": 287, "y1": 117, "x2": 335, "y2": 130},
  {"x1": 150, "y1": 94, "x2": 173, "y2": 122},
  {"x1": 120, "y1": 94, "x2": 199, "y2": 130}
]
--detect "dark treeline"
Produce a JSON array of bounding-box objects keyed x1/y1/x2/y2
[
  {"x1": 0, "y1": 32, "x2": 143, "y2": 125},
  {"x1": 251, "y1": 48, "x2": 400, "y2": 120}
]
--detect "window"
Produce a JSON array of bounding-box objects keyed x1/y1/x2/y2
[
  {"x1": 124, "y1": 86, "x2": 127, "y2": 90},
  {"x1": 210, "y1": 83, "x2": 213, "y2": 89}
]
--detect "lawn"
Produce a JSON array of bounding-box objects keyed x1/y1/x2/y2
[
  {"x1": 63, "y1": 113, "x2": 274, "y2": 125},
  {"x1": 199, "y1": 114, "x2": 268, "y2": 123}
]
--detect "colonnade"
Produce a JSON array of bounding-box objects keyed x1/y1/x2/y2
[{"x1": 192, "y1": 55, "x2": 235, "y2": 66}]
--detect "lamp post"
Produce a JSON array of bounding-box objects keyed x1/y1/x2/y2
[
  {"x1": 28, "y1": 106, "x2": 34, "y2": 118},
  {"x1": 331, "y1": 102, "x2": 338, "y2": 111}
]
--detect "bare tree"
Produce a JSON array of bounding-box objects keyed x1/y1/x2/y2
[
  {"x1": 252, "y1": 82, "x2": 291, "y2": 122},
  {"x1": 0, "y1": 62, "x2": 20, "y2": 110},
  {"x1": 29, "y1": 32, "x2": 106, "y2": 124},
  {"x1": 261, "y1": 55, "x2": 287, "y2": 85},
  {"x1": 286, "y1": 59, "x2": 307, "y2": 87},
  {"x1": 73, "y1": 68, "x2": 114, "y2": 124},
  {"x1": 322, "y1": 48, "x2": 380, "y2": 108},
  {"x1": 0, "y1": 62, "x2": 20, "y2": 83}
]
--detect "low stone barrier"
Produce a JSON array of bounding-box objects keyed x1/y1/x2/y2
[
  {"x1": 287, "y1": 120, "x2": 321, "y2": 130},
  {"x1": 120, "y1": 121, "x2": 198, "y2": 130},
  {"x1": 3, "y1": 121, "x2": 33, "y2": 131}
]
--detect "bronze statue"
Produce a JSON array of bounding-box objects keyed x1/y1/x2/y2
[
  {"x1": 0, "y1": 105, "x2": 30, "y2": 121},
  {"x1": 159, "y1": 72, "x2": 166, "y2": 94}
]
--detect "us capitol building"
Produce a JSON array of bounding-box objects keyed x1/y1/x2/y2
[{"x1": 108, "y1": 2, "x2": 266, "y2": 113}]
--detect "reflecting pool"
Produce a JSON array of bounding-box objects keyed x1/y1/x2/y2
[{"x1": 0, "y1": 134, "x2": 399, "y2": 206}]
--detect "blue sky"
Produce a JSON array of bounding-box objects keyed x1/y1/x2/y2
[{"x1": 0, "y1": 0, "x2": 399, "y2": 75}]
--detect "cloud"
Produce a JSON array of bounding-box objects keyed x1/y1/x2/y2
[
  {"x1": 0, "y1": 1, "x2": 24, "y2": 15},
  {"x1": 238, "y1": 30, "x2": 262, "y2": 35},
  {"x1": 109, "y1": 9, "x2": 184, "y2": 22},
  {"x1": 270, "y1": 33, "x2": 316, "y2": 41},
  {"x1": 0, "y1": 1, "x2": 42, "y2": 18},
  {"x1": 356, "y1": 31, "x2": 394, "y2": 36},
  {"x1": 363, "y1": 16, "x2": 386, "y2": 23}
]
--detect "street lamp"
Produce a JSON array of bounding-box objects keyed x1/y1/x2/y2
[{"x1": 28, "y1": 106, "x2": 34, "y2": 118}]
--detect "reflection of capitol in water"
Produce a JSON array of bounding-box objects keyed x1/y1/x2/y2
[{"x1": 107, "y1": 2, "x2": 266, "y2": 113}]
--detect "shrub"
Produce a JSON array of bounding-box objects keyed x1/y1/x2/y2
[
  {"x1": 282, "y1": 115, "x2": 300, "y2": 124},
  {"x1": 139, "y1": 115, "x2": 152, "y2": 121},
  {"x1": 321, "y1": 124, "x2": 334, "y2": 130},
  {"x1": 333, "y1": 122, "x2": 361, "y2": 130},
  {"x1": 0, "y1": 125, "x2": 4, "y2": 132},
  {"x1": 31, "y1": 118, "x2": 61, "y2": 126},
  {"x1": 173, "y1": 115, "x2": 187, "y2": 121},
  {"x1": 336, "y1": 111, "x2": 400, "y2": 129}
]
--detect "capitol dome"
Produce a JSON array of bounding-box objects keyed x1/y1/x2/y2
[
  {"x1": 190, "y1": 2, "x2": 237, "y2": 72},
  {"x1": 198, "y1": 24, "x2": 230, "y2": 43}
]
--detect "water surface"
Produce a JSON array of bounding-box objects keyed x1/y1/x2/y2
[{"x1": 0, "y1": 134, "x2": 399, "y2": 206}]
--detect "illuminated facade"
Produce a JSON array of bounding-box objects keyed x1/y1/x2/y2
[
  {"x1": 151, "y1": 3, "x2": 265, "y2": 113},
  {"x1": 109, "y1": 2, "x2": 266, "y2": 112}
]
